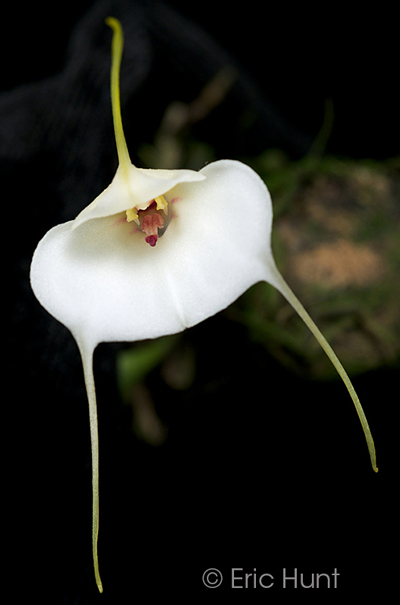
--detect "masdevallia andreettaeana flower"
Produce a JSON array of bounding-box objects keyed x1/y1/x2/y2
[{"x1": 30, "y1": 17, "x2": 378, "y2": 593}]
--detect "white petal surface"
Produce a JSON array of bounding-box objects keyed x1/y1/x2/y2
[
  {"x1": 30, "y1": 160, "x2": 280, "y2": 350},
  {"x1": 73, "y1": 163, "x2": 206, "y2": 228}
]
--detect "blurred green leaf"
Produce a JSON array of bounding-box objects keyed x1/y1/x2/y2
[{"x1": 116, "y1": 335, "x2": 179, "y2": 400}]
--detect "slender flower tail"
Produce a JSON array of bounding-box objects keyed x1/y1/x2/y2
[
  {"x1": 269, "y1": 265, "x2": 378, "y2": 473},
  {"x1": 79, "y1": 343, "x2": 104, "y2": 592},
  {"x1": 71, "y1": 18, "x2": 126, "y2": 593},
  {"x1": 105, "y1": 16, "x2": 131, "y2": 172}
]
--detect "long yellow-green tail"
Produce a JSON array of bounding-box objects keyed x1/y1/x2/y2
[{"x1": 270, "y1": 264, "x2": 378, "y2": 473}]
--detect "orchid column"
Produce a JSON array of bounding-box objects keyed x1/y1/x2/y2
[{"x1": 30, "y1": 17, "x2": 377, "y2": 593}]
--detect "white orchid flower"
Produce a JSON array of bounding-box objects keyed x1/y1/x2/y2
[{"x1": 30, "y1": 18, "x2": 377, "y2": 593}]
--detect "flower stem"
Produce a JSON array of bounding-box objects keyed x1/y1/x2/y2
[
  {"x1": 105, "y1": 17, "x2": 131, "y2": 173},
  {"x1": 268, "y1": 264, "x2": 378, "y2": 473},
  {"x1": 79, "y1": 344, "x2": 103, "y2": 592}
]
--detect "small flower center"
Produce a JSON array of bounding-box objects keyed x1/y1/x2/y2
[{"x1": 125, "y1": 195, "x2": 169, "y2": 247}]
